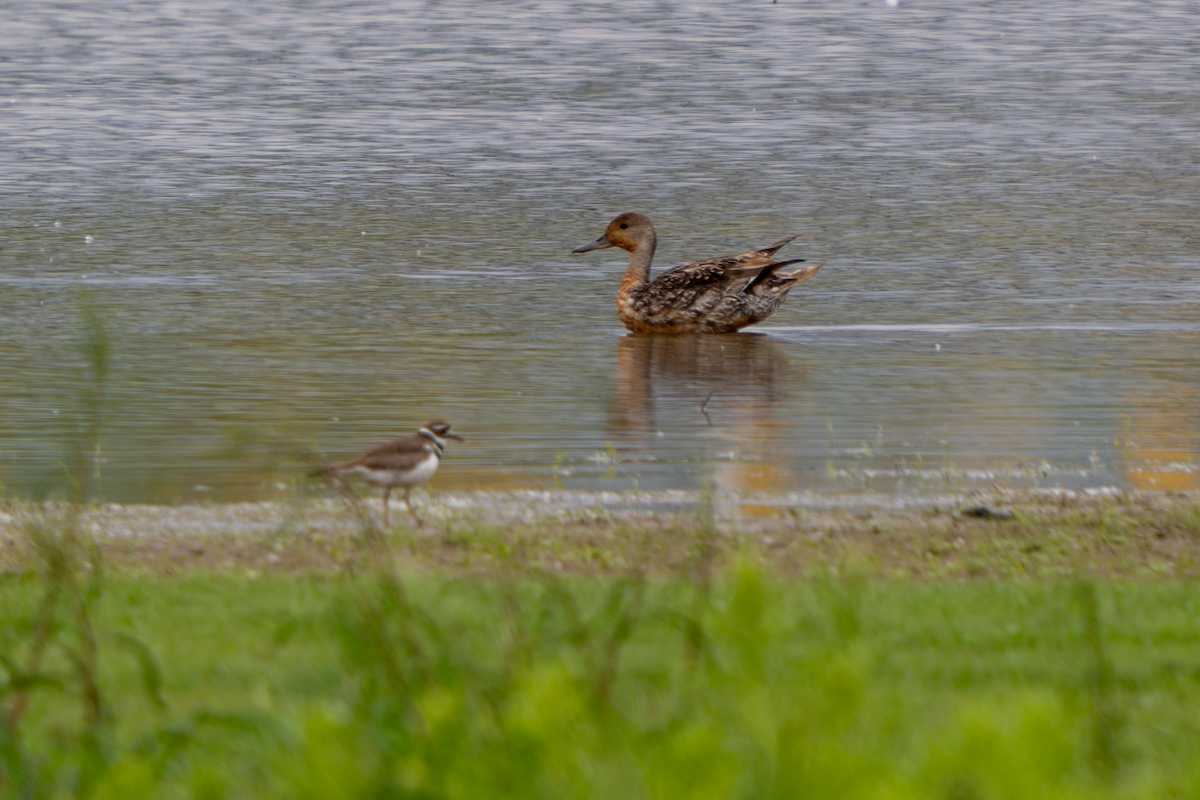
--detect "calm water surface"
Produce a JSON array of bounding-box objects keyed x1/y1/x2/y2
[{"x1": 2, "y1": 0, "x2": 1199, "y2": 502}]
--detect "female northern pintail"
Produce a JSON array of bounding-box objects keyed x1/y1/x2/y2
[{"x1": 573, "y1": 212, "x2": 823, "y2": 334}]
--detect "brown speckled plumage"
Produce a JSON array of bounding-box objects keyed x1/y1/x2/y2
[{"x1": 573, "y1": 212, "x2": 824, "y2": 333}]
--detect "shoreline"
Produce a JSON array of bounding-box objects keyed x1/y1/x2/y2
[{"x1": 3, "y1": 488, "x2": 1199, "y2": 580}]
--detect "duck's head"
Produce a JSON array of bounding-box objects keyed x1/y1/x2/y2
[{"x1": 573, "y1": 212, "x2": 656, "y2": 254}]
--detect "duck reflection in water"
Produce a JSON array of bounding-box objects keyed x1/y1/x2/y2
[{"x1": 614, "y1": 333, "x2": 801, "y2": 506}]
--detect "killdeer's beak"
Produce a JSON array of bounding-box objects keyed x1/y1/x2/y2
[
  {"x1": 573, "y1": 234, "x2": 612, "y2": 254},
  {"x1": 446, "y1": 432, "x2": 464, "y2": 441}
]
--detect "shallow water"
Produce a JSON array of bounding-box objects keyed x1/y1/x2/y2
[{"x1": 2, "y1": 0, "x2": 1198, "y2": 503}]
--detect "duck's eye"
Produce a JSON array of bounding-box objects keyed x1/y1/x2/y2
[{"x1": 619, "y1": 223, "x2": 628, "y2": 229}]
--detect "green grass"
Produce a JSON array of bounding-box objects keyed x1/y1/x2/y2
[{"x1": 5, "y1": 562, "x2": 1200, "y2": 799}]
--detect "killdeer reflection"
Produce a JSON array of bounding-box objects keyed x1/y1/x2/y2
[{"x1": 318, "y1": 421, "x2": 462, "y2": 526}]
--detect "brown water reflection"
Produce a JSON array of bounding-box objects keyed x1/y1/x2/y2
[
  {"x1": 614, "y1": 334, "x2": 800, "y2": 511},
  {"x1": 615, "y1": 334, "x2": 791, "y2": 436},
  {"x1": 1125, "y1": 389, "x2": 1200, "y2": 492}
]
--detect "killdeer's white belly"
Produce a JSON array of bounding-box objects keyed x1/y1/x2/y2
[
  {"x1": 399, "y1": 453, "x2": 441, "y2": 486},
  {"x1": 350, "y1": 452, "x2": 440, "y2": 488}
]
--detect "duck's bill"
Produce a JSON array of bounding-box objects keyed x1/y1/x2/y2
[{"x1": 572, "y1": 235, "x2": 612, "y2": 253}]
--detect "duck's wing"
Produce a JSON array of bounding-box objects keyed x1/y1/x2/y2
[
  {"x1": 639, "y1": 257, "x2": 786, "y2": 323},
  {"x1": 637, "y1": 237, "x2": 809, "y2": 326},
  {"x1": 656, "y1": 258, "x2": 734, "y2": 284},
  {"x1": 655, "y1": 255, "x2": 807, "y2": 297},
  {"x1": 658, "y1": 236, "x2": 802, "y2": 283}
]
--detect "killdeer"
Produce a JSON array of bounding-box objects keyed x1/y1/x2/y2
[{"x1": 317, "y1": 420, "x2": 462, "y2": 526}]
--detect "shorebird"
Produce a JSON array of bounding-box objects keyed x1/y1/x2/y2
[
  {"x1": 573, "y1": 212, "x2": 824, "y2": 333},
  {"x1": 316, "y1": 420, "x2": 462, "y2": 526}
]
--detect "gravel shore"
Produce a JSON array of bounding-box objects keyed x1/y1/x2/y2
[{"x1": 3, "y1": 488, "x2": 1198, "y2": 579}]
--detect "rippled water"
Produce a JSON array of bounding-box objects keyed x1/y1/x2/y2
[{"x1": 2, "y1": 0, "x2": 1198, "y2": 503}]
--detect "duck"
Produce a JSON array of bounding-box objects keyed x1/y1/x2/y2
[{"x1": 573, "y1": 212, "x2": 823, "y2": 334}]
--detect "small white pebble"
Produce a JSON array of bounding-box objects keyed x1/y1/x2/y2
[{"x1": 84, "y1": 235, "x2": 95, "y2": 244}]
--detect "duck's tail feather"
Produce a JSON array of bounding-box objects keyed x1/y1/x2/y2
[
  {"x1": 775, "y1": 261, "x2": 824, "y2": 289},
  {"x1": 742, "y1": 258, "x2": 809, "y2": 294},
  {"x1": 757, "y1": 235, "x2": 799, "y2": 258}
]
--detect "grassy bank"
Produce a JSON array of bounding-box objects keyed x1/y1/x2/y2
[{"x1": 4, "y1": 497, "x2": 1200, "y2": 797}]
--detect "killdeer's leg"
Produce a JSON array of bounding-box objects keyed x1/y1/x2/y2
[
  {"x1": 405, "y1": 486, "x2": 422, "y2": 527},
  {"x1": 381, "y1": 486, "x2": 392, "y2": 528}
]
